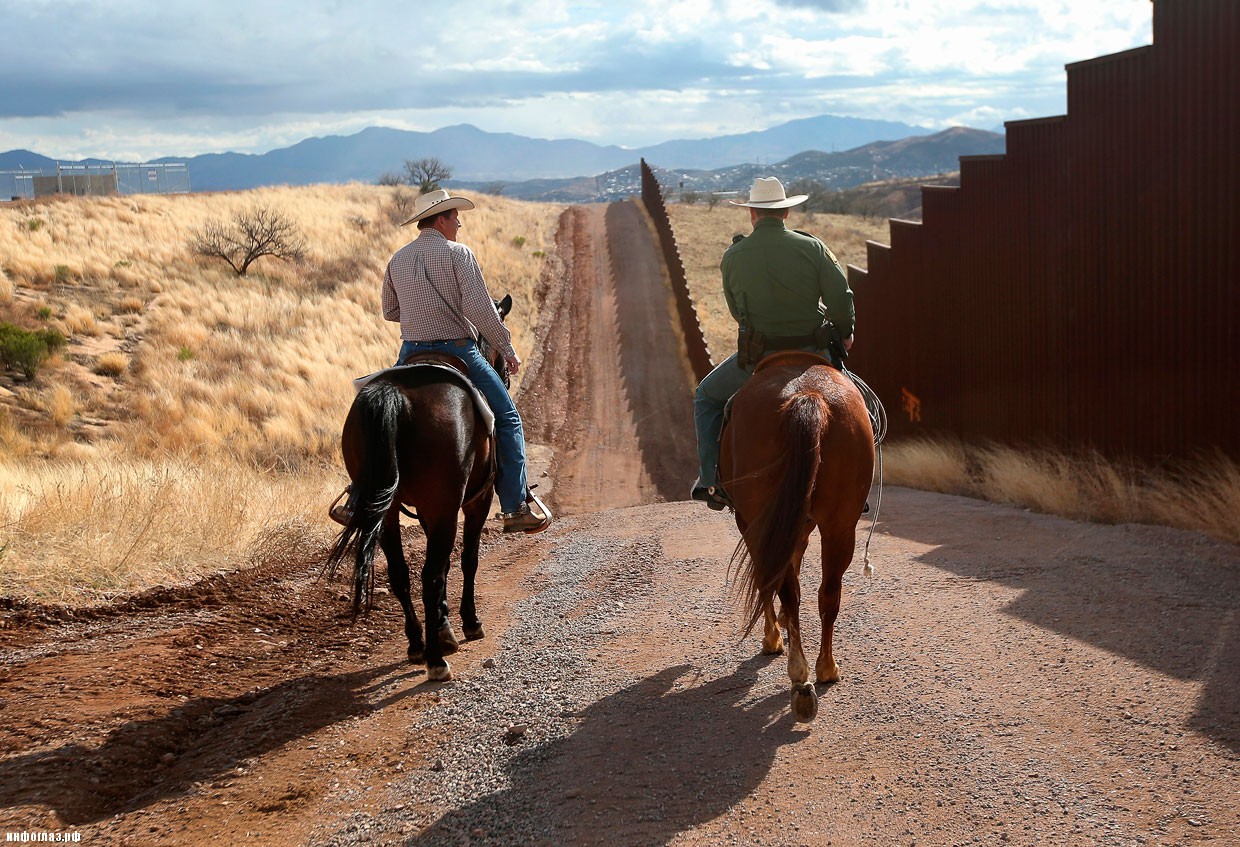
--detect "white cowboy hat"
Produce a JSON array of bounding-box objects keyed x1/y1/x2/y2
[
  {"x1": 729, "y1": 176, "x2": 807, "y2": 209},
  {"x1": 401, "y1": 188, "x2": 476, "y2": 226}
]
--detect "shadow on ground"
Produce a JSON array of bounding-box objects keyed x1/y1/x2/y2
[
  {"x1": 410, "y1": 657, "x2": 804, "y2": 846},
  {"x1": 0, "y1": 662, "x2": 419, "y2": 825},
  {"x1": 880, "y1": 487, "x2": 1240, "y2": 754}
]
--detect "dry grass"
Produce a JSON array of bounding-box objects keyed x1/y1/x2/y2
[
  {"x1": 94, "y1": 352, "x2": 129, "y2": 377},
  {"x1": 0, "y1": 185, "x2": 563, "y2": 603},
  {"x1": 884, "y1": 437, "x2": 1240, "y2": 545},
  {"x1": 0, "y1": 458, "x2": 343, "y2": 603},
  {"x1": 666, "y1": 201, "x2": 888, "y2": 363}
]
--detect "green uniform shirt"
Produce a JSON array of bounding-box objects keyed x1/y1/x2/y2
[{"x1": 721, "y1": 216, "x2": 855, "y2": 339}]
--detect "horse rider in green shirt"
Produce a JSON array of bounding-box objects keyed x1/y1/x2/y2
[{"x1": 691, "y1": 176, "x2": 856, "y2": 510}]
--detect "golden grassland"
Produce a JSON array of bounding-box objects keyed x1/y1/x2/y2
[
  {"x1": 0, "y1": 187, "x2": 1234, "y2": 605},
  {"x1": 0, "y1": 184, "x2": 561, "y2": 602},
  {"x1": 665, "y1": 199, "x2": 1239, "y2": 548}
]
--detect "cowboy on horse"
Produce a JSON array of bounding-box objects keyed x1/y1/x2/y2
[
  {"x1": 333, "y1": 188, "x2": 551, "y2": 534},
  {"x1": 691, "y1": 176, "x2": 856, "y2": 510}
]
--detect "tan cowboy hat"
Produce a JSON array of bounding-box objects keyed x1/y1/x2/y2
[
  {"x1": 401, "y1": 188, "x2": 476, "y2": 226},
  {"x1": 729, "y1": 176, "x2": 807, "y2": 209}
]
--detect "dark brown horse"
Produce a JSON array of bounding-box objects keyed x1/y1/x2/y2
[
  {"x1": 325, "y1": 298, "x2": 511, "y2": 682},
  {"x1": 719, "y1": 351, "x2": 875, "y2": 722}
]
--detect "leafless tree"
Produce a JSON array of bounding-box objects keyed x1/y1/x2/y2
[
  {"x1": 190, "y1": 206, "x2": 307, "y2": 276},
  {"x1": 376, "y1": 171, "x2": 403, "y2": 186},
  {"x1": 403, "y1": 157, "x2": 453, "y2": 194}
]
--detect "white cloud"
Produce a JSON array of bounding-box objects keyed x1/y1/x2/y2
[{"x1": 0, "y1": 0, "x2": 1153, "y2": 160}]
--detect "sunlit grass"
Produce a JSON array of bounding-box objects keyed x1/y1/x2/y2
[
  {"x1": 0, "y1": 184, "x2": 563, "y2": 603},
  {"x1": 0, "y1": 457, "x2": 343, "y2": 603},
  {"x1": 883, "y1": 437, "x2": 1240, "y2": 545}
]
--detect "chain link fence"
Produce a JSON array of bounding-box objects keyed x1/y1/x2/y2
[{"x1": 1, "y1": 162, "x2": 189, "y2": 201}]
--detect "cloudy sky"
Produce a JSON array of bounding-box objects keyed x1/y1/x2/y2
[{"x1": 1, "y1": 0, "x2": 1153, "y2": 162}]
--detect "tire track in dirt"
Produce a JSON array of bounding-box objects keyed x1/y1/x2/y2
[{"x1": 518, "y1": 200, "x2": 697, "y2": 515}]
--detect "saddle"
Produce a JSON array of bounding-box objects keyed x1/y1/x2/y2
[
  {"x1": 398, "y1": 350, "x2": 470, "y2": 376},
  {"x1": 752, "y1": 350, "x2": 834, "y2": 374},
  {"x1": 351, "y1": 356, "x2": 496, "y2": 434}
]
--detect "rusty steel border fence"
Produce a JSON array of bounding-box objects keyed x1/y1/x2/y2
[
  {"x1": 845, "y1": 0, "x2": 1237, "y2": 462},
  {"x1": 640, "y1": 159, "x2": 714, "y2": 382}
]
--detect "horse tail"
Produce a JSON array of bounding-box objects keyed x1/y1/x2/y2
[
  {"x1": 733, "y1": 390, "x2": 827, "y2": 636},
  {"x1": 325, "y1": 381, "x2": 404, "y2": 613}
]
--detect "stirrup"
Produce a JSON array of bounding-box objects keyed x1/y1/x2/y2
[
  {"x1": 525, "y1": 484, "x2": 553, "y2": 525},
  {"x1": 499, "y1": 485, "x2": 553, "y2": 534},
  {"x1": 329, "y1": 486, "x2": 353, "y2": 525}
]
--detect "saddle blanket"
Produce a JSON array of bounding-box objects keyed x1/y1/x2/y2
[{"x1": 351, "y1": 364, "x2": 496, "y2": 434}]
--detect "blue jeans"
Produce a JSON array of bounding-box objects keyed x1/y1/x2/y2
[
  {"x1": 397, "y1": 339, "x2": 529, "y2": 514},
  {"x1": 693, "y1": 352, "x2": 752, "y2": 490}
]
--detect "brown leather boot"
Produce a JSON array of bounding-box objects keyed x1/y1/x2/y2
[{"x1": 502, "y1": 502, "x2": 551, "y2": 534}]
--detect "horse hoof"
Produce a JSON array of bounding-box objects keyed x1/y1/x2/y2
[
  {"x1": 407, "y1": 646, "x2": 425, "y2": 664},
  {"x1": 439, "y1": 624, "x2": 460, "y2": 655},
  {"x1": 427, "y1": 662, "x2": 453, "y2": 682},
  {"x1": 463, "y1": 623, "x2": 485, "y2": 641},
  {"x1": 791, "y1": 683, "x2": 818, "y2": 723}
]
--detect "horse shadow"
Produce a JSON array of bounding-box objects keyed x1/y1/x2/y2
[
  {"x1": 876, "y1": 487, "x2": 1240, "y2": 754},
  {"x1": 409, "y1": 657, "x2": 804, "y2": 846},
  {"x1": 0, "y1": 661, "x2": 420, "y2": 825}
]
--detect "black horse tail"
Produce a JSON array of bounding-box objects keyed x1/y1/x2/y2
[
  {"x1": 734, "y1": 390, "x2": 826, "y2": 636},
  {"x1": 325, "y1": 381, "x2": 404, "y2": 613}
]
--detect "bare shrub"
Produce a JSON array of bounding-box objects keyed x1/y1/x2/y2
[
  {"x1": 387, "y1": 187, "x2": 416, "y2": 225},
  {"x1": 189, "y1": 206, "x2": 307, "y2": 276}
]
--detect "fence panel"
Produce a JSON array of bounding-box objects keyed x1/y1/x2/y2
[{"x1": 846, "y1": 0, "x2": 1237, "y2": 462}]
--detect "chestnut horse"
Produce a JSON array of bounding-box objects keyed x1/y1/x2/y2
[
  {"x1": 720, "y1": 351, "x2": 875, "y2": 722},
  {"x1": 325, "y1": 302, "x2": 511, "y2": 682}
]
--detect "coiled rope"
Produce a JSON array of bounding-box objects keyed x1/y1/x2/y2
[{"x1": 844, "y1": 367, "x2": 886, "y2": 576}]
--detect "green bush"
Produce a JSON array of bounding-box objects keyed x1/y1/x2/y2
[{"x1": 0, "y1": 323, "x2": 65, "y2": 379}]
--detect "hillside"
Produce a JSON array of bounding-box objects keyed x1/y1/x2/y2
[
  {"x1": 460, "y1": 128, "x2": 1002, "y2": 203},
  {"x1": 2, "y1": 113, "x2": 939, "y2": 194}
]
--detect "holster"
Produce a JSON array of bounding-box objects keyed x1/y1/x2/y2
[
  {"x1": 739, "y1": 321, "x2": 848, "y2": 370},
  {"x1": 737, "y1": 325, "x2": 766, "y2": 370}
]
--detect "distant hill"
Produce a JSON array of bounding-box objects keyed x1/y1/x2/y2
[
  {"x1": 1, "y1": 114, "x2": 938, "y2": 193},
  {"x1": 0, "y1": 150, "x2": 57, "y2": 172},
  {"x1": 463, "y1": 128, "x2": 1004, "y2": 203}
]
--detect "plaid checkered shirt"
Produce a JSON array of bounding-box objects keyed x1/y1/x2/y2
[{"x1": 381, "y1": 229, "x2": 514, "y2": 358}]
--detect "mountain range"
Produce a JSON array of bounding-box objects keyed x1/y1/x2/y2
[{"x1": 0, "y1": 114, "x2": 1005, "y2": 201}]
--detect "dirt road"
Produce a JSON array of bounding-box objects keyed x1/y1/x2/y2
[{"x1": 1, "y1": 200, "x2": 1237, "y2": 846}]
